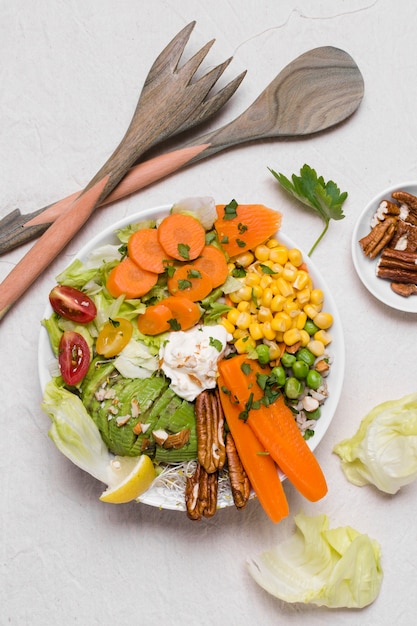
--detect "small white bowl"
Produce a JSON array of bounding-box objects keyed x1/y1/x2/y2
[{"x1": 352, "y1": 182, "x2": 417, "y2": 313}]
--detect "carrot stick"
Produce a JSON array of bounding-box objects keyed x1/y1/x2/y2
[
  {"x1": 157, "y1": 213, "x2": 206, "y2": 261},
  {"x1": 128, "y1": 228, "x2": 173, "y2": 274},
  {"x1": 218, "y1": 355, "x2": 328, "y2": 502},
  {"x1": 214, "y1": 203, "x2": 282, "y2": 258},
  {"x1": 167, "y1": 264, "x2": 213, "y2": 301},
  {"x1": 218, "y1": 373, "x2": 289, "y2": 523},
  {"x1": 190, "y1": 245, "x2": 229, "y2": 288},
  {"x1": 106, "y1": 257, "x2": 158, "y2": 299}
]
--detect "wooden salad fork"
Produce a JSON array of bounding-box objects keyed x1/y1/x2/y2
[{"x1": 0, "y1": 22, "x2": 245, "y2": 320}]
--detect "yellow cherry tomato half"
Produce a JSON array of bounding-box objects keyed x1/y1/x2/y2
[{"x1": 96, "y1": 318, "x2": 133, "y2": 358}]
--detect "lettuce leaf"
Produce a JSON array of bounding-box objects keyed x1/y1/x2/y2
[
  {"x1": 247, "y1": 513, "x2": 383, "y2": 609},
  {"x1": 333, "y1": 393, "x2": 417, "y2": 494}
]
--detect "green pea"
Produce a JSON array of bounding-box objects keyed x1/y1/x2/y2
[
  {"x1": 296, "y1": 347, "x2": 315, "y2": 367},
  {"x1": 281, "y1": 352, "x2": 296, "y2": 368},
  {"x1": 285, "y1": 376, "x2": 304, "y2": 399},
  {"x1": 292, "y1": 360, "x2": 309, "y2": 380},
  {"x1": 256, "y1": 343, "x2": 270, "y2": 365},
  {"x1": 306, "y1": 369, "x2": 323, "y2": 390},
  {"x1": 305, "y1": 406, "x2": 321, "y2": 420},
  {"x1": 304, "y1": 319, "x2": 319, "y2": 336},
  {"x1": 271, "y1": 365, "x2": 286, "y2": 387}
]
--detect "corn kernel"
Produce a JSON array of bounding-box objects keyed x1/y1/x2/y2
[
  {"x1": 275, "y1": 331, "x2": 284, "y2": 342},
  {"x1": 251, "y1": 285, "x2": 263, "y2": 301},
  {"x1": 234, "y1": 335, "x2": 256, "y2": 354},
  {"x1": 227, "y1": 262, "x2": 235, "y2": 273},
  {"x1": 227, "y1": 309, "x2": 240, "y2": 325},
  {"x1": 304, "y1": 303, "x2": 318, "y2": 319},
  {"x1": 272, "y1": 311, "x2": 292, "y2": 332},
  {"x1": 261, "y1": 288, "x2": 273, "y2": 308},
  {"x1": 283, "y1": 300, "x2": 300, "y2": 317},
  {"x1": 254, "y1": 244, "x2": 270, "y2": 262},
  {"x1": 266, "y1": 238, "x2": 280, "y2": 249},
  {"x1": 236, "y1": 285, "x2": 253, "y2": 301},
  {"x1": 269, "y1": 246, "x2": 288, "y2": 265},
  {"x1": 233, "y1": 328, "x2": 248, "y2": 339},
  {"x1": 282, "y1": 263, "x2": 298, "y2": 282},
  {"x1": 237, "y1": 300, "x2": 250, "y2": 312},
  {"x1": 314, "y1": 329, "x2": 332, "y2": 345},
  {"x1": 261, "y1": 322, "x2": 276, "y2": 340},
  {"x1": 264, "y1": 341, "x2": 281, "y2": 360},
  {"x1": 220, "y1": 318, "x2": 235, "y2": 334},
  {"x1": 257, "y1": 306, "x2": 273, "y2": 323},
  {"x1": 307, "y1": 339, "x2": 325, "y2": 357},
  {"x1": 277, "y1": 277, "x2": 294, "y2": 298},
  {"x1": 236, "y1": 311, "x2": 251, "y2": 329},
  {"x1": 299, "y1": 329, "x2": 310, "y2": 346},
  {"x1": 314, "y1": 311, "x2": 333, "y2": 330},
  {"x1": 296, "y1": 287, "x2": 311, "y2": 307},
  {"x1": 270, "y1": 294, "x2": 286, "y2": 312},
  {"x1": 283, "y1": 328, "x2": 301, "y2": 346},
  {"x1": 295, "y1": 310, "x2": 307, "y2": 330},
  {"x1": 293, "y1": 270, "x2": 309, "y2": 290},
  {"x1": 245, "y1": 272, "x2": 261, "y2": 287},
  {"x1": 234, "y1": 251, "x2": 254, "y2": 267},
  {"x1": 288, "y1": 248, "x2": 303, "y2": 267},
  {"x1": 310, "y1": 288, "x2": 324, "y2": 306},
  {"x1": 249, "y1": 322, "x2": 263, "y2": 341},
  {"x1": 259, "y1": 274, "x2": 273, "y2": 290}
]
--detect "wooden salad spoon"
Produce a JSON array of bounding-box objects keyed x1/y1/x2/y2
[
  {"x1": 0, "y1": 46, "x2": 364, "y2": 256},
  {"x1": 0, "y1": 22, "x2": 246, "y2": 320}
]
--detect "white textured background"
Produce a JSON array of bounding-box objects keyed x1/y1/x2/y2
[{"x1": 1, "y1": 1, "x2": 417, "y2": 624}]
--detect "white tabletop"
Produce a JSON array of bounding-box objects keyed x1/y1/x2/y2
[{"x1": 2, "y1": 1, "x2": 417, "y2": 624}]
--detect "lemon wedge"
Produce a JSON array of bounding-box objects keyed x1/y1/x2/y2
[{"x1": 99, "y1": 454, "x2": 156, "y2": 504}]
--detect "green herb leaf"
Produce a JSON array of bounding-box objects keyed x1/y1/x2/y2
[
  {"x1": 269, "y1": 164, "x2": 348, "y2": 256},
  {"x1": 177, "y1": 243, "x2": 190, "y2": 260},
  {"x1": 168, "y1": 318, "x2": 181, "y2": 331},
  {"x1": 209, "y1": 337, "x2": 223, "y2": 352},
  {"x1": 222, "y1": 199, "x2": 238, "y2": 221}
]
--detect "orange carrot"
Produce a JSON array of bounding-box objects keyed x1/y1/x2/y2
[
  {"x1": 167, "y1": 264, "x2": 213, "y2": 301},
  {"x1": 160, "y1": 296, "x2": 202, "y2": 331},
  {"x1": 157, "y1": 213, "x2": 206, "y2": 261},
  {"x1": 214, "y1": 203, "x2": 281, "y2": 258},
  {"x1": 127, "y1": 228, "x2": 173, "y2": 274},
  {"x1": 218, "y1": 373, "x2": 289, "y2": 523},
  {"x1": 106, "y1": 257, "x2": 158, "y2": 299},
  {"x1": 190, "y1": 245, "x2": 229, "y2": 288},
  {"x1": 218, "y1": 355, "x2": 328, "y2": 502},
  {"x1": 137, "y1": 302, "x2": 172, "y2": 335}
]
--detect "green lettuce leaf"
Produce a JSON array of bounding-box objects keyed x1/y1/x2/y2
[
  {"x1": 333, "y1": 393, "x2": 417, "y2": 494},
  {"x1": 247, "y1": 513, "x2": 383, "y2": 609}
]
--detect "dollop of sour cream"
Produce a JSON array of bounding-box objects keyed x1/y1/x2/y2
[{"x1": 159, "y1": 325, "x2": 232, "y2": 401}]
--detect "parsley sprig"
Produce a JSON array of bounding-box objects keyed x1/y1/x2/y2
[{"x1": 269, "y1": 164, "x2": 348, "y2": 256}]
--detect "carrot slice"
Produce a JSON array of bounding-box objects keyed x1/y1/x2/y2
[
  {"x1": 106, "y1": 257, "x2": 158, "y2": 299},
  {"x1": 218, "y1": 355, "x2": 328, "y2": 502},
  {"x1": 190, "y1": 245, "x2": 229, "y2": 288},
  {"x1": 218, "y1": 374, "x2": 289, "y2": 523},
  {"x1": 127, "y1": 228, "x2": 173, "y2": 274},
  {"x1": 167, "y1": 264, "x2": 213, "y2": 301},
  {"x1": 161, "y1": 295, "x2": 202, "y2": 331},
  {"x1": 157, "y1": 213, "x2": 206, "y2": 261},
  {"x1": 214, "y1": 203, "x2": 282, "y2": 258},
  {"x1": 137, "y1": 302, "x2": 172, "y2": 335}
]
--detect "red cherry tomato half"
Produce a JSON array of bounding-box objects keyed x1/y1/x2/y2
[
  {"x1": 96, "y1": 318, "x2": 133, "y2": 358},
  {"x1": 58, "y1": 331, "x2": 91, "y2": 386},
  {"x1": 49, "y1": 285, "x2": 97, "y2": 323}
]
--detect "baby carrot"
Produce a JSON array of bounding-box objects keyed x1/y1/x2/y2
[
  {"x1": 218, "y1": 373, "x2": 289, "y2": 523},
  {"x1": 127, "y1": 228, "x2": 173, "y2": 274},
  {"x1": 167, "y1": 264, "x2": 213, "y2": 301},
  {"x1": 157, "y1": 213, "x2": 206, "y2": 261},
  {"x1": 218, "y1": 355, "x2": 328, "y2": 502},
  {"x1": 190, "y1": 245, "x2": 229, "y2": 288},
  {"x1": 214, "y1": 202, "x2": 282, "y2": 258},
  {"x1": 106, "y1": 257, "x2": 158, "y2": 299}
]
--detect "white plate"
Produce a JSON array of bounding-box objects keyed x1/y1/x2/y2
[
  {"x1": 39, "y1": 204, "x2": 345, "y2": 511},
  {"x1": 352, "y1": 182, "x2": 417, "y2": 313}
]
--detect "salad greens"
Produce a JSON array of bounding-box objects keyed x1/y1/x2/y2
[
  {"x1": 247, "y1": 512, "x2": 383, "y2": 609},
  {"x1": 333, "y1": 393, "x2": 417, "y2": 494},
  {"x1": 269, "y1": 164, "x2": 348, "y2": 256}
]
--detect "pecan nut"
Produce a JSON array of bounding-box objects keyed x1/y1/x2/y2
[
  {"x1": 195, "y1": 389, "x2": 226, "y2": 474},
  {"x1": 390, "y1": 282, "x2": 417, "y2": 297},
  {"x1": 359, "y1": 217, "x2": 397, "y2": 259},
  {"x1": 376, "y1": 248, "x2": 417, "y2": 284},
  {"x1": 226, "y1": 432, "x2": 251, "y2": 509},
  {"x1": 185, "y1": 463, "x2": 218, "y2": 521}
]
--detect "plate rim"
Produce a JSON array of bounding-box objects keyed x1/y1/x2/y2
[
  {"x1": 38, "y1": 203, "x2": 345, "y2": 511},
  {"x1": 351, "y1": 181, "x2": 417, "y2": 314}
]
